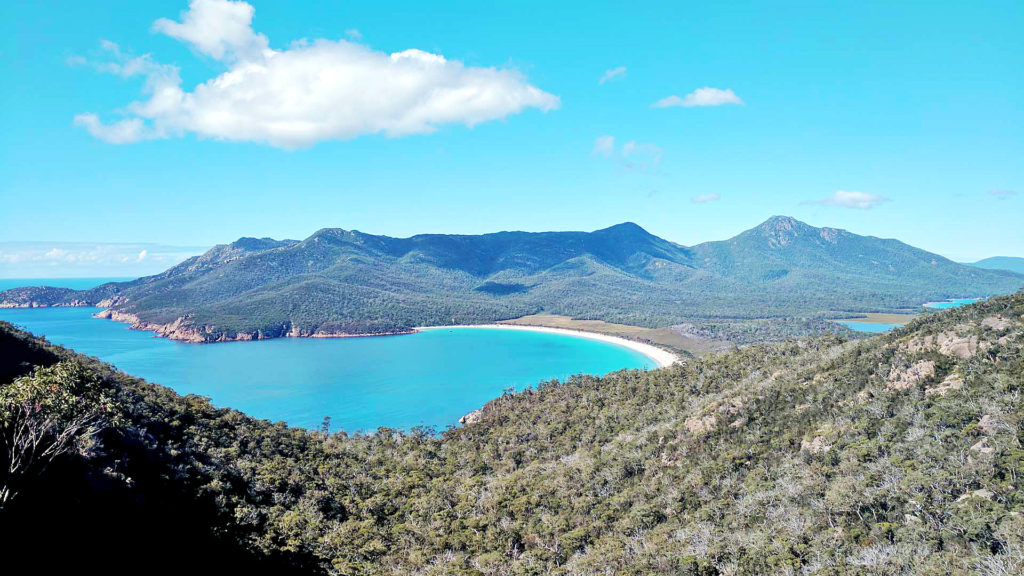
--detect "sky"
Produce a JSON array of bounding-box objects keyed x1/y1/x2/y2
[{"x1": 1, "y1": 0, "x2": 1021, "y2": 277}]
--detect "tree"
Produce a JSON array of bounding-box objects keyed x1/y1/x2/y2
[{"x1": 0, "y1": 361, "x2": 117, "y2": 506}]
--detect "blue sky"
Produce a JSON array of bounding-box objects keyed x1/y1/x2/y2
[{"x1": 1, "y1": 0, "x2": 1021, "y2": 276}]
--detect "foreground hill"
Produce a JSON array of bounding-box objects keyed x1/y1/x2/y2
[
  {"x1": 971, "y1": 256, "x2": 1024, "y2": 275},
  {"x1": 1, "y1": 216, "x2": 1021, "y2": 343},
  {"x1": 1, "y1": 294, "x2": 1022, "y2": 574}
]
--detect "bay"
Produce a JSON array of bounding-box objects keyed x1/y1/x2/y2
[{"x1": 0, "y1": 306, "x2": 655, "y2": 432}]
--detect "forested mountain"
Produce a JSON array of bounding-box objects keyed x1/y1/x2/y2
[
  {"x1": 1, "y1": 216, "x2": 1021, "y2": 342},
  {"x1": 2, "y1": 294, "x2": 1022, "y2": 574},
  {"x1": 971, "y1": 256, "x2": 1024, "y2": 275}
]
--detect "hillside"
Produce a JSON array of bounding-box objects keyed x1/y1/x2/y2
[
  {"x1": 971, "y1": 256, "x2": 1024, "y2": 275},
  {"x1": 1, "y1": 217, "x2": 1021, "y2": 344},
  {"x1": 2, "y1": 294, "x2": 1022, "y2": 574}
]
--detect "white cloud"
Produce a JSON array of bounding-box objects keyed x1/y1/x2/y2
[
  {"x1": 621, "y1": 140, "x2": 662, "y2": 171},
  {"x1": 594, "y1": 136, "x2": 661, "y2": 172},
  {"x1": 592, "y1": 135, "x2": 615, "y2": 157},
  {"x1": 74, "y1": 114, "x2": 149, "y2": 145},
  {"x1": 75, "y1": 0, "x2": 559, "y2": 149},
  {"x1": 652, "y1": 87, "x2": 743, "y2": 108},
  {"x1": 153, "y1": 0, "x2": 269, "y2": 62},
  {"x1": 345, "y1": 29, "x2": 362, "y2": 40},
  {"x1": 691, "y1": 193, "x2": 720, "y2": 203},
  {"x1": 0, "y1": 242, "x2": 205, "y2": 277},
  {"x1": 70, "y1": 41, "x2": 184, "y2": 146},
  {"x1": 805, "y1": 190, "x2": 889, "y2": 209},
  {"x1": 990, "y1": 189, "x2": 1017, "y2": 199},
  {"x1": 599, "y1": 66, "x2": 626, "y2": 85},
  {"x1": 44, "y1": 248, "x2": 70, "y2": 261}
]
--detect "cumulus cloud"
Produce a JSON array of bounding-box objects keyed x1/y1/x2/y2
[
  {"x1": 599, "y1": 66, "x2": 626, "y2": 85},
  {"x1": 804, "y1": 190, "x2": 889, "y2": 209},
  {"x1": 0, "y1": 242, "x2": 204, "y2": 277},
  {"x1": 74, "y1": 114, "x2": 150, "y2": 145},
  {"x1": 594, "y1": 135, "x2": 661, "y2": 172},
  {"x1": 153, "y1": 0, "x2": 269, "y2": 61},
  {"x1": 74, "y1": 0, "x2": 559, "y2": 148},
  {"x1": 70, "y1": 41, "x2": 184, "y2": 146},
  {"x1": 691, "y1": 193, "x2": 721, "y2": 203},
  {"x1": 652, "y1": 87, "x2": 743, "y2": 108}
]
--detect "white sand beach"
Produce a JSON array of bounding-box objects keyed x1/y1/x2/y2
[{"x1": 417, "y1": 324, "x2": 680, "y2": 368}]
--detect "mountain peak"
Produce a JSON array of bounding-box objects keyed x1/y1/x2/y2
[
  {"x1": 743, "y1": 216, "x2": 834, "y2": 249},
  {"x1": 757, "y1": 215, "x2": 813, "y2": 231},
  {"x1": 594, "y1": 222, "x2": 653, "y2": 237},
  {"x1": 308, "y1": 227, "x2": 347, "y2": 239},
  {"x1": 229, "y1": 237, "x2": 294, "y2": 252},
  {"x1": 307, "y1": 228, "x2": 381, "y2": 244}
]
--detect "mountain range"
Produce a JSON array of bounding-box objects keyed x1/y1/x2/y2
[{"x1": 1, "y1": 216, "x2": 1021, "y2": 343}]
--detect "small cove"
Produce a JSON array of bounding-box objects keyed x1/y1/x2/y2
[
  {"x1": 923, "y1": 298, "x2": 985, "y2": 309},
  {"x1": 836, "y1": 320, "x2": 903, "y2": 333},
  {"x1": 838, "y1": 298, "x2": 984, "y2": 333}
]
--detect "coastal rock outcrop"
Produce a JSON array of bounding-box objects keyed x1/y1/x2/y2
[
  {"x1": 904, "y1": 330, "x2": 979, "y2": 359},
  {"x1": 459, "y1": 409, "x2": 483, "y2": 426},
  {"x1": 684, "y1": 414, "x2": 717, "y2": 435},
  {"x1": 93, "y1": 310, "x2": 208, "y2": 343},
  {"x1": 925, "y1": 373, "x2": 964, "y2": 397},
  {"x1": 800, "y1": 436, "x2": 832, "y2": 454},
  {"x1": 887, "y1": 360, "x2": 936, "y2": 390},
  {"x1": 981, "y1": 316, "x2": 1014, "y2": 330},
  {"x1": 90, "y1": 309, "x2": 415, "y2": 343}
]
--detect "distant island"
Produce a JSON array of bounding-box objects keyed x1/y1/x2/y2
[{"x1": 2, "y1": 216, "x2": 1021, "y2": 347}]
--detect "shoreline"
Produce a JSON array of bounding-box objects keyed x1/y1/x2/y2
[
  {"x1": 923, "y1": 297, "x2": 985, "y2": 309},
  {"x1": 835, "y1": 311, "x2": 918, "y2": 325},
  {"x1": 2, "y1": 303, "x2": 679, "y2": 367},
  {"x1": 416, "y1": 324, "x2": 680, "y2": 368}
]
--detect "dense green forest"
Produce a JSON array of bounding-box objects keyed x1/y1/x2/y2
[
  {"x1": 1, "y1": 217, "x2": 1020, "y2": 343},
  {"x1": 2, "y1": 293, "x2": 1021, "y2": 574}
]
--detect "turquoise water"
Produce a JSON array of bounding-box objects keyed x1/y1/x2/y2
[
  {"x1": 836, "y1": 320, "x2": 902, "y2": 333},
  {"x1": 839, "y1": 297, "x2": 985, "y2": 332},
  {"x1": 0, "y1": 307, "x2": 654, "y2": 432},
  {"x1": 923, "y1": 298, "x2": 984, "y2": 310},
  {"x1": 0, "y1": 277, "x2": 133, "y2": 291}
]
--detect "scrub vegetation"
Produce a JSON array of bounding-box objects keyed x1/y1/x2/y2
[{"x1": 2, "y1": 293, "x2": 1022, "y2": 574}]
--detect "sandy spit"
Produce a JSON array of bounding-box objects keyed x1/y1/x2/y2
[{"x1": 416, "y1": 324, "x2": 680, "y2": 369}]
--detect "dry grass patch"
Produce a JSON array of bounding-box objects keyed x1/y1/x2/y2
[{"x1": 498, "y1": 313, "x2": 733, "y2": 357}]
